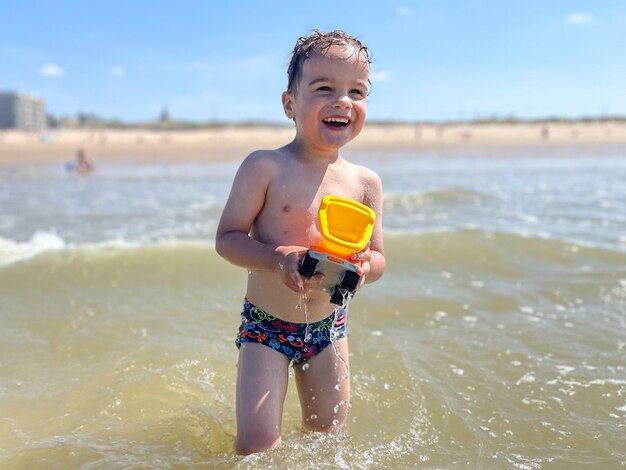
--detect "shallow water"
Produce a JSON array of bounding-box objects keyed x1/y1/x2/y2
[{"x1": 1, "y1": 145, "x2": 625, "y2": 468}]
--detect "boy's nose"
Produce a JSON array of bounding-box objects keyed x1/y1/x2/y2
[{"x1": 333, "y1": 93, "x2": 352, "y2": 109}]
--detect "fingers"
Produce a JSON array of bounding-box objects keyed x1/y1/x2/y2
[
  {"x1": 290, "y1": 263, "x2": 304, "y2": 290},
  {"x1": 276, "y1": 246, "x2": 309, "y2": 292},
  {"x1": 355, "y1": 262, "x2": 369, "y2": 289},
  {"x1": 284, "y1": 252, "x2": 303, "y2": 291},
  {"x1": 289, "y1": 266, "x2": 325, "y2": 293},
  {"x1": 351, "y1": 246, "x2": 371, "y2": 263},
  {"x1": 293, "y1": 269, "x2": 325, "y2": 292},
  {"x1": 352, "y1": 247, "x2": 371, "y2": 280}
]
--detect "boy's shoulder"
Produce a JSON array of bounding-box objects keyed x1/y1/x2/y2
[
  {"x1": 238, "y1": 148, "x2": 286, "y2": 173},
  {"x1": 244, "y1": 148, "x2": 284, "y2": 163},
  {"x1": 244, "y1": 147, "x2": 298, "y2": 166},
  {"x1": 343, "y1": 158, "x2": 382, "y2": 185}
]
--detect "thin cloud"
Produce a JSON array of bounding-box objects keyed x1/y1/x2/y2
[
  {"x1": 566, "y1": 12, "x2": 593, "y2": 25},
  {"x1": 40, "y1": 64, "x2": 65, "y2": 77},
  {"x1": 110, "y1": 66, "x2": 126, "y2": 77},
  {"x1": 370, "y1": 70, "x2": 390, "y2": 82},
  {"x1": 396, "y1": 5, "x2": 414, "y2": 17}
]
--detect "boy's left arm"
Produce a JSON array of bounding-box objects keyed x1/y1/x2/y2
[{"x1": 353, "y1": 170, "x2": 385, "y2": 285}]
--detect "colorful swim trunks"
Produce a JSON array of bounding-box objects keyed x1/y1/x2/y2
[{"x1": 235, "y1": 299, "x2": 347, "y2": 366}]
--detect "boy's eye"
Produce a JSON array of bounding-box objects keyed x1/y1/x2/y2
[
  {"x1": 316, "y1": 86, "x2": 332, "y2": 92},
  {"x1": 350, "y1": 89, "x2": 365, "y2": 96}
]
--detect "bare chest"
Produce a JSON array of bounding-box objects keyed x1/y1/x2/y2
[{"x1": 255, "y1": 165, "x2": 364, "y2": 245}]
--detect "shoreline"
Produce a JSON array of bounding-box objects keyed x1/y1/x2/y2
[{"x1": 1, "y1": 122, "x2": 626, "y2": 165}]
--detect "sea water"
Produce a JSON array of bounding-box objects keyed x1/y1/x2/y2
[{"x1": 1, "y1": 144, "x2": 625, "y2": 468}]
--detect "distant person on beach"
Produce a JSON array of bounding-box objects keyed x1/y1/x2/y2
[
  {"x1": 215, "y1": 30, "x2": 385, "y2": 455},
  {"x1": 66, "y1": 148, "x2": 94, "y2": 175}
]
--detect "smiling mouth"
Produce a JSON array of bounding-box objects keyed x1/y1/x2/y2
[{"x1": 322, "y1": 117, "x2": 350, "y2": 128}]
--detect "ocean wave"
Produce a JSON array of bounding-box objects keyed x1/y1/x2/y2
[
  {"x1": 0, "y1": 231, "x2": 142, "y2": 268},
  {"x1": 3, "y1": 227, "x2": 624, "y2": 274},
  {"x1": 384, "y1": 188, "x2": 488, "y2": 209},
  {"x1": 0, "y1": 237, "x2": 247, "y2": 293},
  {"x1": 382, "y1": 228, "x2": 626, "y2": 276},
  {"x1": 0, "y1": 231, "x2": 68, "y2": 267}
]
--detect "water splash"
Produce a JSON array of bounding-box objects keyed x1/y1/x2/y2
[
  {"x1": 297, "y1": 288, "x2": 312, "y2": 346},
  {"x1": 329, "y1": 289, "x2": 353, "y2": 373}
]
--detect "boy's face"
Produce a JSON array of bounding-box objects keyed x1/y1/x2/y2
[{"x1": 282, "y1": 45, "x2": 370, "y2": 151}]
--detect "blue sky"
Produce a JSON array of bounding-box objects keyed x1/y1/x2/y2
[{"x1": 2, "y1": 0, "x2": 625, "y2": 123}]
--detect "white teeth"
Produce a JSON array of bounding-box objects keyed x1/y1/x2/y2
[{"x1": 323, "y1": 117, "x2": 349, "y2": 124}]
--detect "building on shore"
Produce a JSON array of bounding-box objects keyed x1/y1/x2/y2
[{"x1": 0, "y1": 91, "x2": 47, "y2": 131}]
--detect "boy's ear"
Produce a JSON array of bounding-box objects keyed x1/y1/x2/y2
[{"x1": 282, "y1": 91, "x2": 295, "y2": 120}]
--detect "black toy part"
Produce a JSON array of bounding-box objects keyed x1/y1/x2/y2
[
  {"x1": 330, "y1": 287, "x2": 353, "y2": 305},
  {"x1": 339, "y1": 270, "x2": 360, "y2": 291},
  {"x1": 298, "y1": 252, "x2": 319, "y2": 278}
]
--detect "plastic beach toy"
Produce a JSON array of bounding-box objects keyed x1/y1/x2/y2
[{"x1": 298, "y1": 195, "x2": 376, "y2": 304}]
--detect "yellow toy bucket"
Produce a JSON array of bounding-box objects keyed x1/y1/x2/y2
[{"x1": 317, "y1": 195, "x2": 376, "y2": 258}]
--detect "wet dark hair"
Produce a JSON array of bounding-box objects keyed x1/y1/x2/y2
[{"x1": 286, "y1": 30, "x2": 371, "y2": 94}]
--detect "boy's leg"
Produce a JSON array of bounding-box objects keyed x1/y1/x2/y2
[
  {"x1": 294, "y1": 337, "x2": 351, "y2": 432},
  {"x1": 235, "y1": 342, "x2": 290, "y2": 455}
]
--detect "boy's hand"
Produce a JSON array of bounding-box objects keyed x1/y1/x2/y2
[
  {"x1": 351, "y1": 245, "x2": 372, "y2": 289},
  {"x1": 273, "y1": 246, "x2": 319, "y2": 292}
]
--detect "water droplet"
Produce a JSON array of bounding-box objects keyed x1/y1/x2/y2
[
  {"x1": 334, "y1": 383, "x2": 341, "y2": 391},
  {"x1": 334, "y1": 405, "x2": 340, "y2": 413},
  {"x1": 302, "y1": 363, "x2": 310, "y2": 371},
  {"x1": 310, "y1": 414, "x2": 318, "y2": 420},
  {"x1": 332, "y1": 419, "x2": 339, "y2": 426}
]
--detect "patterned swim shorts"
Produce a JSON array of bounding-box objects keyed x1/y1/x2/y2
[{"x1": 235, "y1": 299, "x2": 347, "y2": 366}]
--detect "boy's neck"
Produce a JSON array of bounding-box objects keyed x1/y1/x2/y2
[{"x1": 286, "y1": 137, "x2": 341, "y2": 164}]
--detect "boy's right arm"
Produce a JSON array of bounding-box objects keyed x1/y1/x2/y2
[{"x1": 215, "y1": 152, "x2": 306, "y2": 291}]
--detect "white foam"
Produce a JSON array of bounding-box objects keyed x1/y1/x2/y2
[
  {"x1": 556, "y1": 365, "x2": 575, "y2": 376},
  {"x1": 0, "y1": 231, "x2": 67, "y2": 267},
  {"x1": 0, "y1": 233, "x2": 149, "y2": 268},
  {"x1": 516, "y1": 373, "x2": 536, "y2": 385}
]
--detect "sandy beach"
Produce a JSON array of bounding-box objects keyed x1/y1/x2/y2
[{"x1": 1, "y1": 121, "x2": 626, "y2": 165}]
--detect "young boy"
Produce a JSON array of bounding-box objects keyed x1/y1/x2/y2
[{"x1": 215, "y1": 30, "x2": 385, "y2": 455}]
